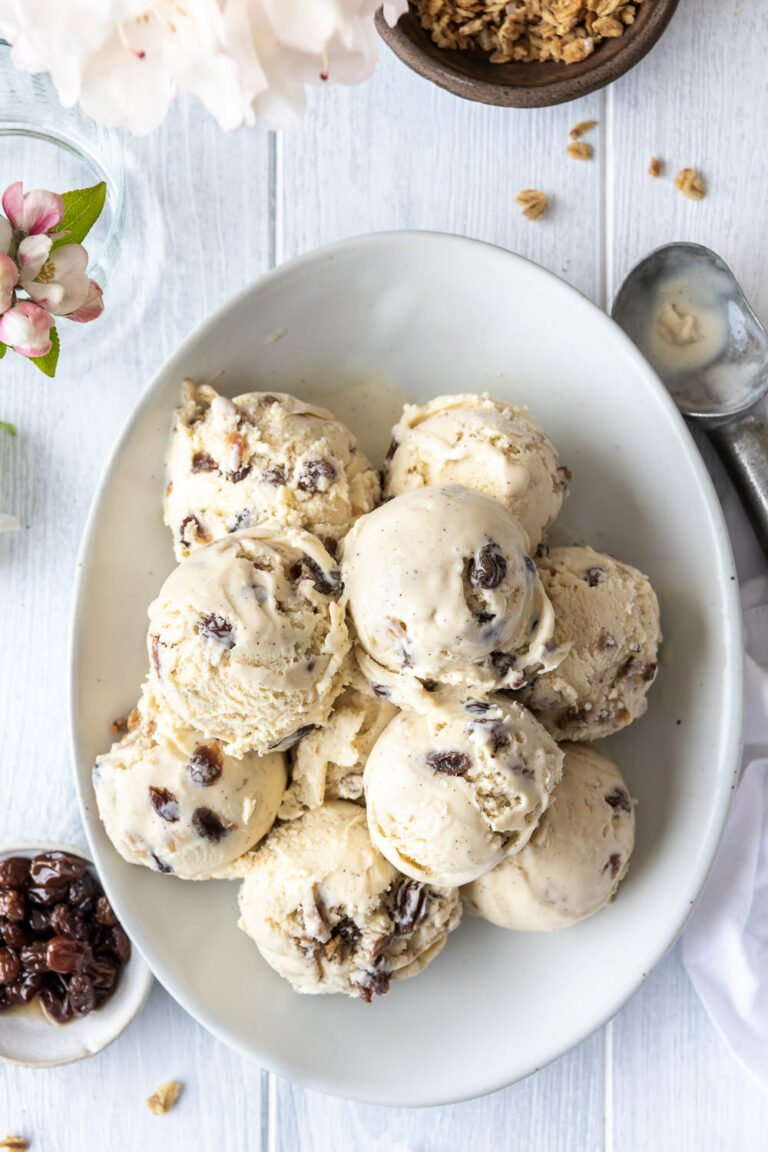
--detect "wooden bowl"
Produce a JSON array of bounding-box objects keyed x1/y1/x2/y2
[{"x1": 376, "y1": 1, "x2": 680, "y2": 108}]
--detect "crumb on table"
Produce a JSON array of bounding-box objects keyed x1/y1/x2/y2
[
  {"x1": 0, "y1": 1137, "x2": 29, "y2": 1151},
  {"x1": 567, "y1": 141, "x2": 593, "y2": 161},
  {"x1": 570, "y1": 120, "x2": 598, "y2": 140},
  {"x1": 674, "y1": 167, "x2": 706, "y2": 200},
  {"x1": 649, "y1": 156, "x2": 662, "y2": 177},
  {"x1": 515, "y1": 189, "x2": 548, "y2": 220},
  {"x1": 146, "y1": 1082, "x2": 182, "y2": 1116}
]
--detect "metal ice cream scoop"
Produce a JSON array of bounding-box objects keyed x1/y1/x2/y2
[{"x1": 613, "y1": 242, "x2": 768, "y2": 556}]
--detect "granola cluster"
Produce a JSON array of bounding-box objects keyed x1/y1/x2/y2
[{"x1": 412, "y1": 0, "x2": 646, "y2": 65}]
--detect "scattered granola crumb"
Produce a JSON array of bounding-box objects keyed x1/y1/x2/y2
[
  {"x1": 147, "y1": 1082, "x2": 182, "y2": 1116},
  {"x1": 649, "y1": 156, "x2": 662, "y2": 178},
  {"x1": 674, "y1": 168, "x2": 706, "y2": 200},
  {"x1": 570, "y1": 120, "x2": 597, "y2": 140},
  {"x1": 515, "y1": 189, "x2": 548, "y2": 221},
  {"x1": 411, "y1": 0, "x2": 642, "y2": 64},
  {"x1": 567, "y1": 141, "x2": 593, "y2": 161},
  {"x1": 0, "y1": 1138, "x2": 29, "y2": 1151}
]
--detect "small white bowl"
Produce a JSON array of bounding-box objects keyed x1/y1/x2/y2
[{"x1": 0, "y1": 842, "x2": 152, "y2": 1068}]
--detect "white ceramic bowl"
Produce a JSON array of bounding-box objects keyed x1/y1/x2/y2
[
  {"x1": 0, "y1": 842, "x2": 152, "y2": 1067},
  {"x1": 69, "y1": 232, "x2": 742, "y2": 1106}
]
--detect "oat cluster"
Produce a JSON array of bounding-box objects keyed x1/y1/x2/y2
[{"x1": 412, "y1": 0, "x2": 645, "y2": 65}]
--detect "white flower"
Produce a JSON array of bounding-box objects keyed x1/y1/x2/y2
[
  {"x1": 0, "y1": 0, "x2": 409, "y2": 134},
  {"x1": 17, "y1": 235, "x2": 91, "y2": 316}
]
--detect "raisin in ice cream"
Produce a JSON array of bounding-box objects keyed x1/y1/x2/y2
[
  {"x1": 341, "y1": 484, "x2": 564, "y2": 710},
  {"x1": 279, "y1": 682, "x2": 397, "y2": 819},
  {"x1": 463, "y1": 742, "x2": 635, "y2": 930},
  {"x1": 384, "y1": 393, "x2": 567, "y2": 548},
  {"x1": 521, "y1": 545, "x2": 661, "y2": 741},
  {"x1": 237, "y1": 801, "x2": 461, "y2": 999},
  {"x1": 93, "y1": 687, "x2": 286, "y2": 880},
  {"x1": 164, "y1": 382, "x2": 380, "y2": 562},
  {"x1": 364, "y1": 699, "x2": 563, "y2": 887},
  {"x1": 147, "y1": 527, "x2": 350, "y2": 757}
]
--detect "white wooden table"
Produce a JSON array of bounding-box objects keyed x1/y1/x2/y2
[{"x1": 2, "y1": 1, "x2": 767, "y2": 1146}]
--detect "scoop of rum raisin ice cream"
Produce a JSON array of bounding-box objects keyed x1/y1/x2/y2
[
  {"x1": 237, "y1": 801, "x2": 461, "y2": 999},
  {"x1": 93, "y1": 686, "x2": 286, "y2": 880},
  {"x1": 385, "y1": 393, "x2": 568, "y2": 548},
  {"x1": 462, "y1": 742, "x2": 635, "y2": 930},
  {"x1": 520, "y1": 545, "x2": 661, "y2": 741},
  {"x1": 279, "y1": 681, "x2": 397, "y2": 820},
  {"x1": 341, "y1": 484, "x2": 565, "y2": 711},
  {"x1": 363, "y1": 699, "x2": 563, "y2": 887},
  {"x1": 147, "y1": 527, "x2": 350, "y2": 757},
  {"x1": 164, "y1": 382, "x2": 380, "y2": 562}
]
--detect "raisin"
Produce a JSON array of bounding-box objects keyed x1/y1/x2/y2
[
  {"x1": 150, "y1": 853, "x2": 173, "y2": 874},
  {"x1": 490, "y1": 651, "x2": 517, "y2": 677},
  {"x1": 148, "y1": 785, "x2": 181, "y2": 823},
  {"x1": 29, "y1": 907, "x2": 51, "y2": 935},
  {"x1": 584, "y1": 566, "x2": 606, "y2": 587},
  {"x1": 420, "y1": 679, "x2": 438, "y2": 693},
  {"x1": 372, "y1": 684, "x2": 390, "y2": 701},
  {"x1": 0, "y1": 856, "x2": 30, "y2": 888},
  {"x1": 470, "y1": 719, "x2": 510, "y2": 755},
  {"x1": 2, "y1": 923, "x2": 29, "y2": 950},
  {"x1": 558, "y1": 705, "x2": 591, "y2": 728},
  {"x1": 7, "y1": 973, "x2": 44, "y2": 1005},
  {"x1": 46, "y1": 937, "x2": 93, "y2": 975},
  {"x1": 262, "y1": 464, "x2": 287, "y2": 486},
  {"x1": 188, "y1": 744, "x2": 223, "y2": 787},
  {"x1": 426, "y1": 751, "x2": 471, "y2": 776},
  {"x1": 330, "y1": 917, "x2": 361, "y2": 948},
  {"x1": 475, "y1": 611, "x2": 495, "y2": 625},
  {"x1": 198, "y1": 613, "x2": 235, "y2": 647},
  {"x1": 604, "y1": 853, "x2": 622, "y2": 879},
  {"x1": 107, "y1": 925, "x2": 131, "y2": 967},
  {"x1": 385, "y1": 437, "x2": 398, "y2": 463},
  {"x1": 94, "y1": 896, "x2": 117, "y2": 927},
  {"x1": 643, "y1": 662, "x2": 657, "y2": 683},
  {"x1": 290, "y1": 556, "x2": 341, "y2": 597},
  {"x1": 319, "y1": 535, "x2": 339, "y2": 559},
  {"x1": 30, "y1": 852, "x2": 86, "y2": 886},
  {"x1": 297, "y1": 458, "x2": 336, "y2": 492},
  {"x1": 68, "y1": 871, "x2": 98, "y2": 913},
  {"x1": 535, "y1": 542, "x2": 550, "y2": 558},
  {"x1": 192, "y1": 807, "x2": 229, "y2": 843},
  {"x1": 19, "y1": 941, "x2": 49, "y2": 974},
  {"x1": 227, "y1": 463, "x2": 251, "y2": 484},
  {"x1": 179, "y1": 513, "x2": 204, "y2": 547},
  {"x1": 465, "y1": 700, "x2": 491, "y2": 714},
  {"x1": 391, "y1": 880, "x2": 428, "y2": 935},
  {"x1": 605, "y1": 788, "x2": 632, "y2": 815},
  {"x1": 0, "y1": 947, "x2": 21, "y2": 983},
  {"x1": 557, "y1": 465, "x2": 572, "y2": 487},
  {"x1": 88, "y1": 957, "x2": 118, "y2": 991},
  {"x1": 356, "y1": 960, "x2": 391, "y2": 1003},
  {"x1": 151, "y1": 634, "x2": 163, "y2": 676},
  {"x1": 50, "y1": 904, "x2": 89, "y2": 941},
  {"x1": 0, "y1": 890, "x2": 25, "y2": 922},
  {"x1": 259, "y1": 394, "x2": 279, "y2": 406},
  {"x1": 39, "y1": 976, "x2": 71, "y2": 1023},
  {"x1": 524, "y1": 554, "x2": 536, "y2": 579},
  {"x1": 597, "y1": 630, "x2": 616, "y2": 651},
  {"x1": 69, "y1": 973, "x2": 96, "y2": 1017},
  {"x1": 191, "y1": 451, "x2": 218, "y2": 473},
  {"x1": 467, "y1": 541, "x2": 507, "y2": 590}
]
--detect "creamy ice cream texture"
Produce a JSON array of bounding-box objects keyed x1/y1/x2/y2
[
  {"x1": 164, "y1": 382, "x2": 380, "y2": 562},
  {"x1": 364, "y1": 699, "x2": 563, "y2": 887},
  {"x1": 341, "y1": 484, "x2": 564, "y2": 710},
  {"x1": 463, "y1": 742, "x2": 636, "y2": 930},
  {"x1": 93, "y1": 687, "x2": 286, "y2": 880},
  {"x1": 238, "y1": 801, "x2": 462, "y2": 999},
  {"x1": 521, "y1": 545, "x2": 661, "y2": 741},
  {"x1": 279, "y1": 682, "x2": 397, "y2": 819},
  {"x1": 147, "y1": 526, "x2": 350, "y2": 757},
  {"x1": 384, "y1": 393, "x2": 567, "y2": 548}
]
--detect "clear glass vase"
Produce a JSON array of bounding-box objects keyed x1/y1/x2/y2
[{"x1": 0, "y1": 41, "x2": 124, "y2": 283}]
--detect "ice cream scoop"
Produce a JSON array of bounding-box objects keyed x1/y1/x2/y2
[{"x1": 613, "y1": 243, "x2": 768, "y2": 556}]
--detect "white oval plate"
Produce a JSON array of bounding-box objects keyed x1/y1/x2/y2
[
  {"x1": 0, "y1": 843, "x2": 152, "y2": 1067},
  {"x1": 69, "y1": 232, "x2": 742, "y2": 1106}
]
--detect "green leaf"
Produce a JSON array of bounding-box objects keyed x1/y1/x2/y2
[
  {"x1": 0, "y1": 341, "x2": 6, "y2": 359},
  {"x1": 51, "y1": 182, "x2": 106, "y2": 250},
  {"x1": 0, "y1": 420, "x2": 15, "y2": 435},
  {"x1": 29, "y1": 327, "x2": 60, "y2": 378}
]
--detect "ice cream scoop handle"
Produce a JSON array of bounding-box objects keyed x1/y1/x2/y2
[{"x1": 710, "y1": 412, "x2": 768, "y2": 558}]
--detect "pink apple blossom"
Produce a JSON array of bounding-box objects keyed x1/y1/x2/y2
[
  {"x1": 0, "y1": 301, "x2": 55, "y2": 358},
  {"x1": 17, "y1": 235, "x2": 91, "y2": 316},
  {"x1": 0, "y1": 216, "x2": 11, "y2": 255},
  {"x1": 68, "y1": 279, "x2": 104, "y2": 324},
  {"x1": 0, "y1": 254, "x2": 18, "y2": 315},
  {"x1": 2, "y1": 181, "x2": 65, "y2": 237}
]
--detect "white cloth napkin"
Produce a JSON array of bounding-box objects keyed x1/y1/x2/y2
[{"x1": 682, "y1": 571, "x2": 768, "y2": 1091}]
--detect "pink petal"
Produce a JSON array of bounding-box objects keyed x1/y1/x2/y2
[
  {"x1": 2, "y1": 182, "x2": 24, "y2": 230},
  {"x1": 0, "y1": 253, "x2": 18, "y2": 314},
  {"x1": 67, "y1": 279, "x2": 104, "y2": 324},
  {"x1": 0, "y1": 300, "x2": 54, "y2": 356},
  {"x1": 0, "y1": 217, "x2": 12, "y2": 256},
  {"x1": 22, "y1": 189, "x2": 65, "y2": 236}
]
